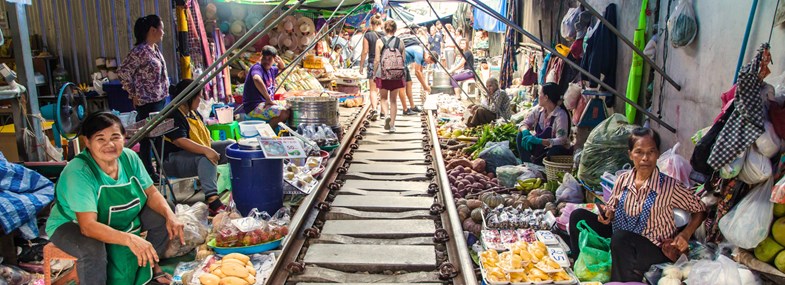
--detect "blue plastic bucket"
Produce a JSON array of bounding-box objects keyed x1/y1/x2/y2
[{"x1": 226, "y1": 143, "x2": 283, "y2": 216}]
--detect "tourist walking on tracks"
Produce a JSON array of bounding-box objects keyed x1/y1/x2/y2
[
  {"x1": 118, "y1": 14, "x2": 169, "y2": 183},
  {"x1": 403, "y1": 43, "x2": 438, "y2": 115},
  {"x1": 360, "y1": 15, "x2": 384, "y2": 121},
  {"x1": 374, "y1": 20, "x2": 406, "y2": 133}
]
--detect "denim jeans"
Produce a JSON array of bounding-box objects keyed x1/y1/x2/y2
[
  {"x1": 162, "y1": 140, "x2": 234, "y2": 198},
  {"x1": 136, "y1": 99, "x2": 167, "y2": 177}
]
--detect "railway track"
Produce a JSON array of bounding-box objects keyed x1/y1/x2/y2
[{"x1": 268, "y1": 90, "x2": 477, "y2": 284}]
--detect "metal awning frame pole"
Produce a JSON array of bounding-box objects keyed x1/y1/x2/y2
[
  {"x1": 423, "y1": 0, "x2": 490, "y2": 96},
  {"x1": 466, "y1": 0, "x2": 677, "y2": 133},
  {"x1": 387, "y1": 5, "x2": 478, "y2": 105},
  {"x1": 576, "y1": 0, "x2": 681, "y2": 91},
  {"x1": 126, "y1": 0, "x2": 303, "y2": 146}
]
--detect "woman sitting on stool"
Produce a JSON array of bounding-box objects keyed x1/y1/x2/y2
[
  {"x1": 162, "y1": 79, "x2": 235, "y2": 216},
  {"x1": 516, "y1": 82, "x2": 572, "y2": 165},
  {"x1": 569, "y1": 128, "x2": 706, "y2": 282},
  {"x1": 465, "y1": 77, "x2": 511, "y2": 127}
]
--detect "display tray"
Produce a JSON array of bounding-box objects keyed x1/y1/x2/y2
[{"x1": 207, "y1": 238, "x2": 283, "y2": 255}]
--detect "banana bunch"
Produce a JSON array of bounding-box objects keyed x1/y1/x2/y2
[{"x1": 516, "y1": 178, "x2": 542, "y2": 192}]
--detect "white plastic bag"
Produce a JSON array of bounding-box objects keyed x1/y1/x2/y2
[
  {"x1": 656, "y1": 143, "x2": 693, "y2": 187},
  {"x1": 560, "y1": 7, "x2": 582, "y2": 41},
  {"x1": 686, "y1": 255, "x2": 742, "y2": 285},
  {"x1": 164, "y1": 202, "x2": 209, "y2": 258},
  {"x1": 717, "y1": 177, "x2": 774, "y2": 249},
  {"x1": 755, "y1": 121, "x2": 782, "y2": 158},
  {"x1": 556, "y1": 173, "x2": 583, "y2": 203},
  {"x1": 667, "y1": 0, "x2": 698, "y2": 47},
  {"x1": 738, "y1": 147, "x2": 773, "y2": 185},
  {"x1": 720, "y1": 150, "x2": 746, "y2": 179}
]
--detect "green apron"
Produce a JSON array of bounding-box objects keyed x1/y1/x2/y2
[{"x1": 76, "y1": 151, "x2": 153, "y2": 285}]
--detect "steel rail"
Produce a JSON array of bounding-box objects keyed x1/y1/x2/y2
[
  {"x1": 266, "y1": 104, "x2": 371, "y2": 284},
  {"x1": 125, "y1": 0, "x2": 301, "y2": 146},
  {"x1": 465, "y1": 0, "x2": 677, "y2": 133},
  {"x1": 426, "y1": 110, "x2": 479, "y2": 285},
  {"x1": 575, "y1": 0, "x2": 681, "y2": 91}
]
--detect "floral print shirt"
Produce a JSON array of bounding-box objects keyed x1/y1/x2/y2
[{"x1": 117, "y1": 44, "x2": 169, "y2": 105}]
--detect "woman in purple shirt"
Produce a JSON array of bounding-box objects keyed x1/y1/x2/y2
[
  {"x1": 242, "y1": 46, "x2": 290, "y2": 127},
  {"x1": 117, "y1": 15, "x2": 169, "y2": 181}
]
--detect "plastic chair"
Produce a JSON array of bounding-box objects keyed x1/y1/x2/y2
[{"x1": 43, "y1": 243, "x2": 78, "y2": 285}]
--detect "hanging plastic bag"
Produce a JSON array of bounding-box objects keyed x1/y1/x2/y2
[
  {"x1": 667, "y1": 0, "x2": 698, "y2": 47},
  {"x1": 738, "y1": 146, "x2": 773, "y2": 185},
  {"x1": 478, "y1": 141, "x2": 519, "y2": 174},
  {"x1": 687, "y1": 255, "x2": 742, "y2": 285},
  {"x1": 718, "y1": 177, "x2": 774, "y2": 249},
  {"x1": 564, "y1": 83, "x2": 583, "y2": 110},
  {"x1": 561, "y1": 7, "x2": 582, "y2": 41},
  {"x1": 756, "y1": 121, "x2": 782, "y2": 158},
  {"x1": 657, "y1": 143, "x2": 693, "y2": 187},
  {"x1": 720, "y1": 150, "x2": 746, "y2": 179},
  {"x1": 556, "y1": 173, "x2": 583, "y2": 203},
  {"x1": 573, "y1": 220, "x2": 612, "y2": 282}
]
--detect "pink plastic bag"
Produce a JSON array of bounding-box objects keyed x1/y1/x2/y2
[
  {"x1": 656, "y1": 143, "x2": 693, "y2": 187},
  {"x1": 772, "y1": 175, "x2": 785, "y2": 204}
]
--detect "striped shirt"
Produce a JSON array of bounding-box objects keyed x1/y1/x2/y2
[{"x1": 605, "y1": 168, "x2": 706, "y2": 246}]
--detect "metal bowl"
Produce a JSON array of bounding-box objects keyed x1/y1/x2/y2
[{"x1": 674, "y1": 209, "x2": 691, "y2": 228}]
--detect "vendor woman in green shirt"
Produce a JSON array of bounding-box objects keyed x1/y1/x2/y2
[{"x1": 45, "y1": 112, "x2": 185, "y2": 285}]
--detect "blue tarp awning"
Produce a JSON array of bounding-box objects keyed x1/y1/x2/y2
[{"x1": 473, "y1": 0, "x2": 507, "y2": 33}]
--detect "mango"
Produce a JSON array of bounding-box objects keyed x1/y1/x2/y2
[
  {"x1": 772, "y1": 217, "x2": 785, "y2": 246},
  {"x1": 754, "y1": 236, "x2": 784, "y2": 263},
  {"x1": 775, "y1": 203, "x2": 785, "y2": 218},
  {"x1": 776, "y1": 251, "x2": 785, "y2": 272}
]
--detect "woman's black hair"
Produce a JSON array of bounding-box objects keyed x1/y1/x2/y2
[
  {"x1": 175, "y1": 79, "x2": 200, "y2": 107},
  {"x1": 541, "y1": 82, "x2": 571, "y2": 135},
  {"x1": 628, "y1": 127, "x2": 661, "y2": 151},
  {"x1": 79, "y1": 112, "x2": 125, "y2": 139},
  {"x1": 134, "y1": 14, "x2": 162, "y2": 45}
]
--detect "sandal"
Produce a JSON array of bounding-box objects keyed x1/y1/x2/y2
[{"x1": 150, "y1": 271, "x2": 173, "y2": 285}]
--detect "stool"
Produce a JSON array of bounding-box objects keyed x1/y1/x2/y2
[
  {"x1": 43, "y1": 243, "x2": 78, "y2": 285},
  {"x1": 461, "y1": 79, "x2": 476, "y2": 99},
  {"x1": 207, "y1": 121, "x2": 241, "y2": 141}
]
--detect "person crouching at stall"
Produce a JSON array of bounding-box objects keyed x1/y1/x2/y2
[
  {"x1": 45, "y1": 112, "x2": 185, "y2": 285},
  {"x1": 568, "y1": 128, "x2": 707, "y2": 282},
  {"x1": 242, "y1": 45, "x2": 290, "y2": 128},
  {"x1": 465, "y1": 77, "x2": 511, "y2": 127},
  {"x1": 163, "y1": 80, "x2": 235, "y2": 216},
  {"x1": 516, "y1": 82, "x2": 572, "y2": 165}
]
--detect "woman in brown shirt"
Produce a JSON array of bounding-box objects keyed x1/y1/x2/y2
[{"x1": 568, "y1": 127, "x2": 707, "y2": 282}]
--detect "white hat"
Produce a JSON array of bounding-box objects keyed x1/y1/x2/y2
[
  {"x1": 282, "y1": 16, "x2": 296, "y2": 32},
  {"x1": 268, "y1": 31, "x2": 280, "y2": 46},
  {"x1": 279, "y1": 33, "x2": 294, "y2": 48},
  {"x1": 230, "y1": 20, "x2": 245, "y2": 36},
  {"x1": 300, "y1": 34, "x2": 315, "y2": 46}
]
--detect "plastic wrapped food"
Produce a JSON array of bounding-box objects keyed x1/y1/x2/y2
[
  {"x1": 500, "y1": 230, "x2": 518, "y2": 245},
  {"x1": 577, "y1": 114, "x2": 636, "y2": 190},
  {"x1": 164, "y1": 202, "x2": 210, "y2": 258},
  {"x1": 496, "y1": 165, "x2": 531, "y2": 188}
]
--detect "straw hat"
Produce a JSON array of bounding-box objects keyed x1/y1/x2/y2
[
  {"x1": 204, "y1": 3, "x2": 218, "y2": 20},
  {"x1": 279, "y1": 33, "x2": 294, "y2": 49},
  {"x1": 297, "y1": 17, "x2": 316, "y2": 34},
  {"x1": 268, "y1": 31, "x2": 280, "y2": 46},
  {"x1": 230, "y1": 20, "x2": 245, "y2": 36},
  {"x1": 300, "y1": 33, "x2": 315, "y2": 47},
  {"x1": 281, "y1": 15, "x2": 297, "y2": 32}
]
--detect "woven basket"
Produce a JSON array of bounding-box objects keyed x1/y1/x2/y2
[{"x1": 543, "y1": 155, "x2": 573, "y2": 182}]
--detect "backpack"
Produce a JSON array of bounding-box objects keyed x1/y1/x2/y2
[{"x1": 378, "y1": 36, "x2": 405, "y2": 80}]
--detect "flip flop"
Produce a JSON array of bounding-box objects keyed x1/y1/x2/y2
[{"x1": 150, "y1": 271, "x2": 173, "y2": 285}]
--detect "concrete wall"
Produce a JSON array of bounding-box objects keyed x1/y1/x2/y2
[{"x1": 523, "y1": 0, "x2": 785, "y2": 157}]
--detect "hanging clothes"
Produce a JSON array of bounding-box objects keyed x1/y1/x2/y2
[
  {"x1": 499, "y1": 0, "x2": 518, "y2": 89},
  {"x1": 580, "y1": 3, "x2": 618, "y2": 106},
  {"x1": 707, "y1": 45, "x2": 768, "y2": 169}
]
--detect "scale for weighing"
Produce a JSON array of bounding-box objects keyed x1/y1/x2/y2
[{"x1": 577, "y1": 89, "x2": 612, "y2": 128}]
